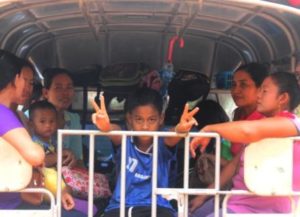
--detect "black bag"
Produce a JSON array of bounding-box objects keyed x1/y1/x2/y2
[
  {"x1": 165, "y1": 70, "x2": 210, "y2": 125},
  {"x1": 71, "y1": 64, "x2": 102, "y2": 87},
  {"x1": 99, "y1": 62, "x2": 150, "y2": 94}
]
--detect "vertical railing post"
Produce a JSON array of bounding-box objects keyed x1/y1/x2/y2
[
  {"x1": 151, "y1": 135, "x2": 159, "y2": 217},
  {"x1": 183, "y1": 136, "x2": 190, "y2": 216},
  {"x1": 57, "y1": 130, "x2": 63, "y2": 217},
  {"x1": 120, "y1": 134, "x2": 127, "y2": 217},
  {"x1": 88, "y1": 134, "x2": 95, "y2": 217},
  {"x1": 214, "y1": 134, "x2": 221, "y2": 217}
]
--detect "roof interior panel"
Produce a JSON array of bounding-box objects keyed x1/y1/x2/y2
[
  {"x1": 103, "y1": 1, "x2": 174, "y2": 13},
  {"x1": 198, "y1": 3, "x2": 249, "y2": 22},
  {"x1": 0, "y1": 0, "x2": 299, "y2": 71},
  {"x1": 4, "y1": 24, "x2": 41, "y2": 50},
  {"x1": 29, "y1": 2, "x2": 80, "y2": 18},
  {"x1": 0, "y1": 11, "x2": 32, "y2": 37},
  {"x1": 46, "y1": 17, "x2": 88, "y2": 29},
  {"x1": 51, "y1": 28, "x2": 93, "y2": 36},
  {"x1": 109, "y1": 31, "x2": 162, "y2": 68},
  {"x1": 56, "y1": 35, "x2": 105, "y2": 70},
  {"x1": 248, "y1": 16, "x2": 291, "y2": 58},
  {"x1": 106, "y1": 14, "x2": 169, "y2": 25},
  {"x1": 235, "y1": 28, "x2": 270, "y2": 60},
  {"x1": 108, "y1": 25, "x2": 166, "y2": 32},
  {"x1": 172, "y1": 36, "x2": 215, "y2": 75},
  {"x1": 191, "y1": 18, "x2": 232, "y2": 32}
]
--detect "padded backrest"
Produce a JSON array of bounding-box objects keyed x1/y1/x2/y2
[
  {"x1": 244, "y1": 138, "x2": 294, "y2": 195},
  {"x1": 0, "y1": 138, "x2": 32, "y2": 191}
]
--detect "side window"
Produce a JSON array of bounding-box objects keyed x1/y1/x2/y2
[{"x1": 207, "y1": 92, "x2": 236, "y2": 120}]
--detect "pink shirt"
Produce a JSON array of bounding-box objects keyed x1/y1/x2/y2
[
  {"x1": 228, "y1": 111, "x2": 300, "y2": 213},
  {"x1": 231, "y1": 111, "x2": 264, "y2": 156}
]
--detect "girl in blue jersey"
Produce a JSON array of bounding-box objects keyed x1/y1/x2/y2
[{"x1": 92, "y1": 87, "x2": 199, "y2": 217}]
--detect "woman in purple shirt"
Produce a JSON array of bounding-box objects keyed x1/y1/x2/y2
[{"x1": 0, "y1": 50, "x2": 45, "y2": 209}]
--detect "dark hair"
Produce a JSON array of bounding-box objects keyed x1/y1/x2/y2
[
  {"x1": 194, "y1": 99, "x2": 229, "y2": 130},
  {"x1": 43, "y1": 68, "x2": 73, "y2": 89},
  {"x1": 124, "y1": 87, "x2": 163, "y2": 114},
  {"x1": 0, "y1": 50, "x2": 35, "y2": 91},
  {"x1": 269, "y1": 72, "x2": 300, "y2": 111},
  {"x1": 235, "y1": 63, "x2": 269, "y2": 87},
  {"x1": 31, "y1": 82, "x2": 43, "y2": 102},
  {"x1": 29, "y1": 100, "x2": 57, "y2": 120}
]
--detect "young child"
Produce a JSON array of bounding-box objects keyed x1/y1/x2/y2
[
  {"x1": 189, "y1": 72, "x2": 300, "y2": 216},
  {"x1": 29, "y1": 100, "x2": 76, "y2": 168},
  {"x1": 92, "y1": 87, "x2": 199, "y2": 217},
  {"x1": 28, "y1": 100, "x2": 86, "y2": 216}
]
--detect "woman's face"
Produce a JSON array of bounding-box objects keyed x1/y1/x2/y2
[
  {"x1": 231, "y1": 70, "x2": 259, "y2": 108},
  {"x1": 14, "y1": 66, "x2": 34, "y2": 105},
  {"x1": 43, "y1": 73, "x2": 74, "y2": 111}
]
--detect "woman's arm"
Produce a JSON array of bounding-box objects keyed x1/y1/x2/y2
[
  {"x1": 204, "y1": 117, "x2": 298, "y2": 143},
  {"x1": 3, "y1": 128, "x2": 45, "y2": 166},
  {"x1": 190, "y1": 117, "x2": 298, "y2": 156}
]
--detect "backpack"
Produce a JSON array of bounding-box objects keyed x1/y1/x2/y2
[{"x1": 165, "y1": 70, "x2": 210, "y2": 125}]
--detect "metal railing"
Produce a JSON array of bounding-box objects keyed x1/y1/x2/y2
[{"x1": 56, "y1": 129, "x2": 221, "y2": 217}]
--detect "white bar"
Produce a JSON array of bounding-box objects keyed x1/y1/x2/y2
[
  {"x1": 151, "y1": 135, "x2": 158, "y2": 217},
  {"x1": 0, "y1": 188, "x2": 56, "y2": 217},
  {"x1": 57, "y1": 130, "x2": 63, "y2": 217},
  {"x1": 88, "y1": 134, "x2": 95, "y2": 217},
  {"x1": 56, "y1": 129, "x2": 300, "y2": 217},
  {"x1": 183, "y1": 136, "x2": 190, "y2": 217},
  {"x1": 120, "y1": 134, "x2": 127, "y2": 217},
  {"x1": 55, "y1": 129, "x2": 218, "y2": 138},
  {"x1": 214, "y1": 135, "x2": 221, "y2": 217}
]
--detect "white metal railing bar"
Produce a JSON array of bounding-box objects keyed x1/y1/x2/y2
[
  {"x1": 56, "y1": 130, "x2": 300, "y2": 217},
  {"x1": 88, "y1": 134, "x2": 95, "y2": 217},
  {"x1": 183, "y1": 136, "x2": 190, "y2": 217},
  {"x1": 57, "y1": 131, "x2": 63, "y2": 217},
  {"x1": 120, "y1": 134, "x2": 127, "y2": 217},
  {"x1": 57, "y1": 129, "x2": 221, "y2": 217},
  {"x1": 151, "y1": 134, "x2": 158, "y2": 217},
  {"x1": 0, "y1": 188, "x2": 56, "y2": 216}
]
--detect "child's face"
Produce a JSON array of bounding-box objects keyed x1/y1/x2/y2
[
  {"x1": 31, "y1": 109, "x2": 57, "y2": 141},
  {"x1": 127, "y1": 104, "x2": 164, "y2": 145},
  {"x1": 257, "y1": 77, "x2": 285, "y2": 117}
]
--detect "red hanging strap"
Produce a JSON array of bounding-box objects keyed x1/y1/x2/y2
[{"x1": 167, "y1": 36, "x2": 185, "y2": 63}]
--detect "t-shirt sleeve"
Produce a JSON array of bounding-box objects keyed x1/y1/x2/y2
[
  {"x1": 292, "y1": 118, "x2": 300, "y2": 135},
  {"x1": 0, "y1": 105, "x2": 23, "y2": 136}
]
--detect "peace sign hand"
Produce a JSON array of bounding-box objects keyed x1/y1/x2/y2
[
  {"x1": 175, "y1": 103, "x2": 199, "y2": 134},
  {"x1": 91, "y1": 93, "x2": 111, "y2": 132}
]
